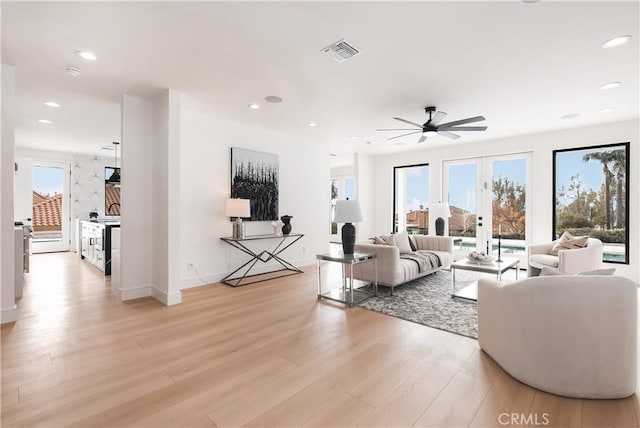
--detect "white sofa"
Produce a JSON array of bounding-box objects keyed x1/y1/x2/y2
[
  {"x1": 528, "y1": 237, "x2": 603, "y2": 277},
  {"x1": 478, "y1": 275, "x2": 637, "y2": 399},
  {"x1": 353, "y1": 235, "x2": 453, "y2": 295}
]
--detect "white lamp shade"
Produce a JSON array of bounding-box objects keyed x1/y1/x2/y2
[
  {"x1": 334, "y1": 199, "x2": 363, "y2": 223},
  {"x1": 431, "y1": 202, "x2": 451, "y2": 218},
  {"x1": 225, "y1": 198, "x2": 251, "y2": 218}
]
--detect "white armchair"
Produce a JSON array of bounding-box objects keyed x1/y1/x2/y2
[
  {"x1": 528, "y1": 237, "x2": 603, "y2": 277},
  {"x1": 478, "y1": 275, "x2": 637, "y2": 399}
]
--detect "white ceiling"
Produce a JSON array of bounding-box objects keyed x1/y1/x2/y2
[{"x1": 2, "y1": 1, "x2": 638, "y2": 160}]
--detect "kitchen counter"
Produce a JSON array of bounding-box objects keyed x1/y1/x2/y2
[{"x1": 85, "y1": 219, "x2": 121, "y2": 226}]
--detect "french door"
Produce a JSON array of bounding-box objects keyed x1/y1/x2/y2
[
  {"x1": 443, "y1": 153, "x2": 532, "y2": 265},
  {"x1": 31, "y1": 161, "x2": 70, "y2": 253}
]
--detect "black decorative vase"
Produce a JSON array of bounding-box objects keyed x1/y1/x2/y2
[
  {"x1": 280, "y1": 215, "x2": 292, "y2": 235},
  {"x1": 341, "y1": 222, "x2": 356, "y2": 255}
]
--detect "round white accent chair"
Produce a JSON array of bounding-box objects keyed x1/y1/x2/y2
[
  {"x1": 478, "y1": 275, "x2": 637, "y2": 399},
  {"x1": 528, "y1": 237, "x2": 603, "y2": 277}
]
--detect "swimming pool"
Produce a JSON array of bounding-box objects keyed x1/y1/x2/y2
[{"x1": 452, "y1": 239, "x2": 625, "y2": 263}]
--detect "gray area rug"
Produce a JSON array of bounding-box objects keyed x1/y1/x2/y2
[{"x1": 356, "y1": 270, "x2": 479, "y2": 339}]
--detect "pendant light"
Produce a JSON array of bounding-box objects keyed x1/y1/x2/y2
[{"x1": 107, "y1": 141, "x2": 121, "y2": 183}]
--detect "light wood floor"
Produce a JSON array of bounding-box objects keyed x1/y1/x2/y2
[{"x1": 2, "y1": 252, "x2": 638, "y2": 427}]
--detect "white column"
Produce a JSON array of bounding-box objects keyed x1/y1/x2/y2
[{"x1": 1, "y1": 64, "x2": 17, "y2": 323}]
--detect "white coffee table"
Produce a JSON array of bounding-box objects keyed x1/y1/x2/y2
[{"x1": 450, "y1": 257, "x2": 519, "y2": 301}]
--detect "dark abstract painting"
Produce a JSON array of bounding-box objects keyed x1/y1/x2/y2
[{"x1": 231, "y1": 147, "x2": 279, "y2": 221}]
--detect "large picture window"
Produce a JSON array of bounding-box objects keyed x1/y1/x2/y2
[
  {"x1": 393, "y1": 163, "x2": 429, "y2": 234},
  {"x1": 553, "y1": 142, "x2": 629, "y2": 264}
]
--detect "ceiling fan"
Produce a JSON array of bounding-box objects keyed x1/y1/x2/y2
[{"x1": 377, "y1": 106, "x2": 487, "y2": 143}]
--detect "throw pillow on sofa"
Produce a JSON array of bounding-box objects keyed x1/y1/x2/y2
[
  {"x1": 408, "y1": 234, "x2": 417, "y2": 251},
  {"x1": 373, "y1": 234, "x2": 395, "y2": 246},
  {"x1": 394, "y1": 231, "x2": 413, "y2": 254},
  {"x1": 549, "y1": 231, "x2": 588, "y2": 256}
]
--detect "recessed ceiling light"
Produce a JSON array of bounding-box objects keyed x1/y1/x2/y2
[
  {"x1": 365, "y1": 141, "x2": 372, "y2": 145},
  {"x1": 599, "y1": 107, "x2": 615, "y2": 113},
  {"x1": 307, "y1": 122, "x2": 317, "y2": 127},
  {"x1": 248, "y1": 103, "x2": 260, "y2": 110},
  {"x1": 66, "y1": 66, "x2": 82, "y2": 77},
  {"x1": 600, "y1": 81, "x2": 621, "y2": 90},
  {"x1": 265, "y1": 96, "x2": 283, "y2": 103},
  {"x1": 349, "y1": 136, "x2": 358, "y2": 140},
  {"x1": 561, "y1": 113, "x2": 580, "y2": 119},
  {"x1": 43, "y1": 101, "x2": 60, "y2": 108},
  {"x1": 603, "y1": 35, "x2": 631, "y2": 48},
  {"x1": 75, "y1": 50, "x2": 97, "y2": 61},
  {"x1": 37, "y1": 119, "x2": 53, "y2": 124}
]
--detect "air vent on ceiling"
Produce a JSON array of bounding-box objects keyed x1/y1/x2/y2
[{"x1": 322, "y1": 39, "x2": 360, "y2": 63}]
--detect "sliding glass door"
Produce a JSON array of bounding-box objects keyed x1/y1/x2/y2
[{"x1": 444, "y1": 153, "x2": 531, "y2": 264}]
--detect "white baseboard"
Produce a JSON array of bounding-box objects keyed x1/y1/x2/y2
[
  {"x1": 1, "y1": 305, "x2": 18, "y2": 324},
  {"x1": 181, "y1": 272, "x2": 222, "y2": 290},
  {"x1": 180, "y1": 258, "x2": 317, "y2": 290},
  {"x1": 118, "y1": 285, "x2": 152, "y2": 301},
  {"x1": 151, "y1": 287, "x2": 182, "y2": 306}
]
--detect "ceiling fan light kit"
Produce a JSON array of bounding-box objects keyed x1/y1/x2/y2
[{"x1": 376, "y1": 106, "x2": 487, "y2": 144}]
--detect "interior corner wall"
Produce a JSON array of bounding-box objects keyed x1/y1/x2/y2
[
  {"x1": 178, "y1": 96, "x2": 330, "y2": 289},
  {"x1": 120, "y1": 95, "x2": 154, "y2": 300},
  {"x1": 1, "y1": 64, "x2": 17, "y2": 323},
  {"x1": 150, "y1": 90, "x2": 181, "y2": 305},
  {"x1": 354, "y1": 153, "x2": 375, "y2": 242},
  {"x1": 371, "y1": 119, "x2": 640, "y2": 283}
]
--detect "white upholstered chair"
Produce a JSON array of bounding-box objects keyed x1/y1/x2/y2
[
  {"x1": 528, "y1": 237, "x2": 603, "y2": 277},
  {"x1": 478, "y1": 275, "x2": 637, "y2": 399}
]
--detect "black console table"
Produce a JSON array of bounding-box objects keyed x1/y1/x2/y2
[{"x1": 219, "y1": 233, "x2": 304, "y2": 287}]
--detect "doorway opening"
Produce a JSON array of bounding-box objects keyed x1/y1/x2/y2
[{"x1": 31, "y1": 162, "x2": 70, "y2": 253}]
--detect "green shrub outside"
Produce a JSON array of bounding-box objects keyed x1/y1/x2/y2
[{"x1": 562, "y1": 228, "x2": 626, "y2": 244}]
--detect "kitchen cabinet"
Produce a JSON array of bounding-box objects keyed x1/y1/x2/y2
[{"x1": 80, "y1": 220, "x2": 120, "y2": 275}]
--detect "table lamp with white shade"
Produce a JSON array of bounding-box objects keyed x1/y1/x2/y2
[
  {"x1": 225, "y1": 198, "x2": 251, "y2": 239},
  {"x1": 431, "y1": 202, "x2": 451, "y2": 236},
  {"x1": 333, "y1": 198, "x2": 363, "y2": 255}
]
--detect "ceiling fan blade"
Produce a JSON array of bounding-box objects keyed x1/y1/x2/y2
[
  {"x1": 392, "y1": 117, "x2": 423, "y2": 128},
  {"x1": 437, "y1": 130, "x2": 461, "y2": 140},
  {"x1": 438, "y1": 116, "x2": 486, "y2": 128},
  {"x1": 376, "y1": 128, "x2": 421, "y2": 131},
  {"x1": 430, "y1": 111, "x2": 447, "y2": 126},
  {"x1": 417, "y1": 135, "x2": 427, "y2": 143},
  {"x1": 387, "y1": 131, "x2": 422, "y2": 140},
  {"x1": 439, "y1": 126, "x2": 488, "y2": 132}
]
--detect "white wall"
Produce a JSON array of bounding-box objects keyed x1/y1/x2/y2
[
  {"x1": 369, "y1": 119, "x2": 639, "y2": 282},
  {"x1": 179, "y1": 96, "x2": 329, "y2": 288},
  {"x1": 1, "y1": 64, "x2": 17, "y2": 323},
  {"x1": 355, "y1": 153, "x2": 375, "y2": 242}
]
